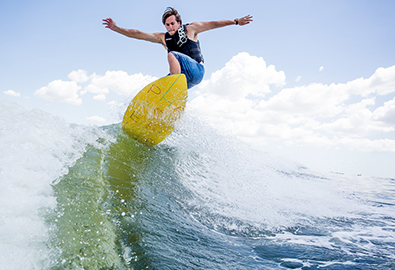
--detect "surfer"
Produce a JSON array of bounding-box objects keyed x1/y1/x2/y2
[{"x1": 102, "y1": 7, "x2": 253, "y2": 89}]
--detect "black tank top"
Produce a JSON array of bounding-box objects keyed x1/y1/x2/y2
[{"x1": 165, "y1": 24, "x2": 204, "y2": 63}]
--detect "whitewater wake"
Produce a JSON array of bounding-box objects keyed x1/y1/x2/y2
[{"x1": 1, "y1": 100, "x2": 394, "y2": 269}]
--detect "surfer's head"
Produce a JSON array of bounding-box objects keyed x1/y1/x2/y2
[
  {"x1": 163, "y1": 7, "x2": 182, "y2": 35},
  {"x1": 162, "y1": 7, "x2": 182, "y2": 25}
]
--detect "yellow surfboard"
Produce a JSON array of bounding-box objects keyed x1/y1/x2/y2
[{"x1": 122, "y1": 74, "x2": 187, "y2": 145}]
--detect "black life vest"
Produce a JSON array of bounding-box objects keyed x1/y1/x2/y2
[{"x1": 165, "y1": 24, "x2": 204, "y2": 63}]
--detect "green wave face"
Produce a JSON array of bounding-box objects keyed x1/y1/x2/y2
[{"x1": 50, "y1": 126, "x2": 157, "y2": 269}]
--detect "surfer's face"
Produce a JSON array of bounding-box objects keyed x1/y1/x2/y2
[{"x1": 165, "y1": 15, "x2": 181, "y2": 36}]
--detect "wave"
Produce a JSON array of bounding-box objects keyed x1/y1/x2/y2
[{"x1": 1, "y1": 100, "x2": 394, "y2": 269}]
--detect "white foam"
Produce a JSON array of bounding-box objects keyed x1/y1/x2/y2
[
  {"x1": 167, "y1": 111, "x2": 395, "y2": 264},
  {"x1": 170, "y1": 111, "x2": 394, "y2": 232},
  {"x1": 0, "y1": 101, "x2": 113, "y2": 269}
]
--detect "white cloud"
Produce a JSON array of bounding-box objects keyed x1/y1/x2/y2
[
  {"x1": 93, "y1": 94, "x2": 106, "y2": 101},
  {"x1": 82, "y1": 71, "x2": 157, "y2": 98},
  {"x1": 107, "y1": 100, "x2": 125, "y2": 109},
  {"x1": 320, "y1": 98, "x2": 394, "y2": 137},
  {"x1": 259, "y1": 82, "x2": 348, "y2": 117},
  {"x1": 36, "y1": 69, "x2": 157, "y2": 105},
  {"x1": 339, "y1": 137, "x2": 395, "y2": 152},
  {"x1": 68, "y1": 69, "x2": 90, "y2": 83},
  {"x1": 35, "y1": 80, "x2": 82, "y2": 105},
  {"x1": 373, "y1": 97, "x2": 395, "y2": 125},
  {"x1": 3, "y1": 90, "x2": 21, "y2": 97},
  {"x1": 34, "y1": 61, "x2": 395, "y2": 154},
  {"x1": 346, "y1": 65, "x2": 395, "y2": 96},
  {"x1": 86, "y1": 116, "x2": 107, "y2": 123},
  {"x1": 319, "y1": 66, "x2": 324, "y2": 72},
  {"x1": 189, "y1": 54, "x2": 395, "y2": 153},
  {"x1": 190, "y1": 52, "x2": 286, "y2": 136},
  {"x1": 195, "y1": 52, "x2": 285, "y2": 101},
  {"x1": 368, "y1": 65, "x2": 395, "y2": 95}
]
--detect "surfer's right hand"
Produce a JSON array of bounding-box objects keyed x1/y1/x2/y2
[{"x1": 102, "y1": 18, "x2": 116, "y2": 30}]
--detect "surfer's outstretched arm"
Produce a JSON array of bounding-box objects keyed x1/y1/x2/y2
[
  {"x1": 102, "y1": 18, "x2": 165, "y2": 46},
  {"x1": 187, "y1": 15, "x2": 253, "y2": 39}
]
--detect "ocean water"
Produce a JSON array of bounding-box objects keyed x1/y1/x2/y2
[{"x1": 1, "y1": 100, "x2": 394, "y2": 269}]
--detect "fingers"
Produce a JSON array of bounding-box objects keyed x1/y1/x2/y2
[
  {"x1": 240, "y1": 15, "x2": 253, "y2": 26},
  {"x1": 102, "y1": 18, "x2": 111, "y2": 24},
  {"x1": 244, "y1": 15, "x2": 253, "y2": 22},
  {"x1": 102, "y1": 18, "x2": 114, "y2": 29}
]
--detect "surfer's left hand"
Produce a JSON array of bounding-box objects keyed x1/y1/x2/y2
[{"x1": 238, "y1": 15, "x2": 253, "y2": 26}]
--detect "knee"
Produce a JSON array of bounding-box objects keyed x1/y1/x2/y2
[
  {"x1": 168, "y1": 52, "x2": 176, "y2": 61},
  {"x1": 168, "y1": 52, "x2": 181, "y2": 74}
]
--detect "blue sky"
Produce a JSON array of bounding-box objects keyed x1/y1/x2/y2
[{"x1": 2, "y1": 0, "x2": 395, "y2": 177}]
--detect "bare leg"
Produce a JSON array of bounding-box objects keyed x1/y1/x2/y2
[{"x1": 168, "y1": 52, "x2": 181, "y2": 75}]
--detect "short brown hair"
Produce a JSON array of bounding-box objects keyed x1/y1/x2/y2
[{"x1": 162, "y1": 7, "x2": 182, "y2": 25}]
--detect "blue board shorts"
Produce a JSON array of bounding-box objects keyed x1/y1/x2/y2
[{"x1": 170, "y1": 51, "x2": 205, "y2": 89}]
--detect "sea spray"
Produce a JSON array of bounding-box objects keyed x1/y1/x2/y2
[
  {"x1": 0, "y1": 101, "x2": 114, "y2": 269},
  {"x1": 1, "y1": 100, "x2": 394, "y2": 269},
  {"x1": 166, "y1": 112, "x2": 360, "y2": 231}
]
